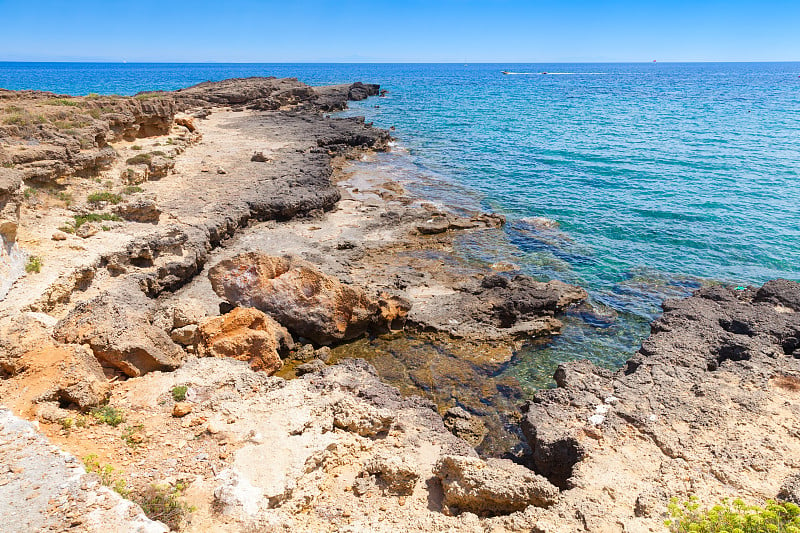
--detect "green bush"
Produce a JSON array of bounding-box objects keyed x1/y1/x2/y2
[
  {"x1": 83, "y1": 454, "x2": 129, "y2": 496},
  {"x1": 126, "y1": 153, "x2": 151, "y2": 165},
  {"x1": 133, "y1": 483, "x2": 194, "y2": 530},
  {"x1": 25, "y1": 256, "x2": 43, "y2": 273},
  {"x1": 73, "y1": 212, "x2": 122, "y2": 229},
  {"x1": 87, "y1": 191, "x2": 122, "y2": 205},
  {"x1": 123, "y1": 185, "x2": 143, "y2": 194},
  {"x1": 45, "y1": 98, "x2": 80, "y2": 107},
  {"x1": 171, "y1": 385, "x2": 188, "y2": 402},
  {"x1": 666, "y1": 496, "x2": 800, "y2": 533},
  {"x1": 91, "y1": 405, "x2": 125, "y2": 427}
]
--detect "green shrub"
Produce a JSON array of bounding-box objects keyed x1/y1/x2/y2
[
  {"x1": 133, "y1": 483, "x2": 194, "y2": 530},
  {"x1": 126, "y1": 153, "x2": 151, "y2": 165},
  {"x1": 73, "y1": 212, "x2": 122, "y2": 229},
  {"x1": 87, "y1": 191, "x2": 122, "y2": 204},
  {"x1": 83, "y1": 454, "x2": 129, "y2": 496},
  {"x1": 56, "y1": 191, "x2": 73, "y2": 205},
  {"x1": 131, "y1": 144, "x2": 143, "y2": 151},
  {"x1": 666, "y1": 496, "x2": 800, "y2": 533},
  {"x1": 25, "y1": 256, "x2": 43, "y2": 273},
  {"x1": 45, "y1": 98, "x2": 80, "y2": 107},
  {"x1": 171, "y1": 385, "x2": 188, "y2": 402},
  {"x1": 123, "y1": 185, "x2": 143, "y2": 194},
  {"x1": 91, "y1": 405, "x2": 125, "y2": 427},
  {"x1": 122, "y1": 424, "x2": 146, "y2": 447}
]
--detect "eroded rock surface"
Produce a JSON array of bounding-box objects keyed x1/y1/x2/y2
[{"x1": 521, "y1": 280, "x2": 800, "y2": 530}]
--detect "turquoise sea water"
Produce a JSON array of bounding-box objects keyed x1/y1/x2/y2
[{"x1": 3, "y1": 62, "x2": 799, "y2": 388}]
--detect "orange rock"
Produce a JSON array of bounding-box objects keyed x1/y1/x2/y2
[
  {"x1": 197, "y1": 307, "x2": 292, "y2": 375},
  {"x1": 172, "y1": 402, "x2": 192, "y2": 417}
]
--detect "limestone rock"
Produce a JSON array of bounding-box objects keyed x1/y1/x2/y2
[
  {"x1": 443, "y1": 406, "x2": 487, "y2": 446},
  {"x1": 172, "y1": 402, "x2": 192, "y2": 417},
  {"x1": 114, "y1": 197, "x2": 161, "y2": 223},
  {"x1": 778, "y1": 473, "x2": 800, "y2": 505},
  {"x1": 434, "y1": 455, "x2": 558, "y2": 516},
  {"x1": 364, "y1": 454, "x2": 419, "y2": 495},
  {"x1": 76, "y1": 221, "x2": 102, "y2": 238},
  {"x1": 209, "y1": 252, "x2": 382, "y2": 345},
  {"x1": 0, "y1": 168, "x2": 23, "y2": 243},
  {"x1": 296, "y1": 358, "x2": 325, "y2": 375},
  {"x1": 170, "y1": 324, "x2": 199, "y2": 346},
  {"x1": 197, "y1": 307, "x2": 292, "y2": 375},
  {"x1": 331, "y1": 396, "x2": 394, "y2": 437},
  {"x1": 51, "y1": 230, "x2": 68, "y2": 241},
  {"x1": 53, "y1": 290, "x2": 184, "y2": 377}
]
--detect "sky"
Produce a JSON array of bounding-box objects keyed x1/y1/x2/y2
[{"x1": 0, "y1": 0, "x2": 799, "y2": 62}]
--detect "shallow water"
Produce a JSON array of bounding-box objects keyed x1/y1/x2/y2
[{"x1": 3, "y1": 61, "x2": 799, "y2": 395}]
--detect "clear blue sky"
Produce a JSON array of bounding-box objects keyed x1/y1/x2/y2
[{"x1": 1, "y1": 0, "x2": 798, "y2": 62}]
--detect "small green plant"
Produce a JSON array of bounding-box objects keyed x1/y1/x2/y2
[
  {"x1": 131, "y1": 144, "x2": 143, "y2": 151},
  {"x1": 101, "y1": 225, "x2": 110, "y2": 231},
  {"x1": 122, "y1": 424, "x2": 146, "y2": 447},
  {"x1": 45, "y1": 98, "x2": 80, "y2": 107},
  {"x1": 88, "y1": 108, "x2": 101, "y2": 119},
  {"x1": 25, "y1": 256, "x2": 43, "y2": 274},
  {"x1": 75, "y1": 415, "x2": 87, "y2": 428},
  {"x1": 166, "y1": 138, "x2": 175, "y2": 145},
  {"x1": 91, "y1": 405, "x2": 125, "y2": 427},
  {"x1": 666, "y1": 496, "x2": 800, "y2": 533},
  {"x1": 23, "y1": 188, "x2": 38, "y2": 199},
  {"x1": 83, "y1": 454, "x2": 129, "y2": 496},
  {"x1": 55, "y1": 191, "x2": 73, "y2": 206},
  {"x1": 133, "y1": 483, "x2": 194, "y2": 530},
  {"x1": 126, "y1": 153, "x2": 151, "y2": 165},
  {"x1": 123, "y1": 185, "x2": 143, "y2": 194},
  {"x1": 1, "y1": 161, "x2": 14, "y2": 168},
  {"x1": 73, "y1": 212, "x2": 122, "y2": 229},
  {"x1": 87, "y1": 191, "x2": 122, "y2": 204},
  {"x1": 58, "y1": 223, "x2": 75, "y2": 234},
  {"x1": 59, "y1": 417, "x2": 74, "y2": 431},
  {"x1": 171, "y1": 385, "x2": 188, "y2": 402}
]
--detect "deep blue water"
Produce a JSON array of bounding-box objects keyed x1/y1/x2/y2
[{"x1": 3, "y1": 62, "x2": 799, "y2": 387}]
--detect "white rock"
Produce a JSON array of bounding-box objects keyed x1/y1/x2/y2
[{"x1": 588, "y1": 414, "x2": 605, "y2": 426}]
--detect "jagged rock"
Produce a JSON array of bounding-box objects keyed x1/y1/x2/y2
[
  {"x1": 172, "y1": 402, "x2": 192, "y2": 417},
  {"x1": 296, "y1": 358, "x2": 326, "y2": 375},
  {"x1": 364, "y1": 454, "x2": 420, "y2": 495},
  {"x1": 114, "y1": 197, "x2": 161, "y2": 223},
  {"x1": 0, "y1": 168, "x2": 23, "y2": 243},
  {"x1": 331, "y1": 396, "x2": 394, "y2": 437},
  {"x1": 197, "y1": 307, "x2": 293, "y2": 374},
  {"x1": 443, "y1": 406, "x2": 487, "y2": 446},
  {"x1": 53, "y1": 290, "x2": 184, "y2": 377},
  {"x1": 208, "y1": 252, "x2": 384, "y2": 345},
  {"x1": 434, "y1": 455, "x2": 558, "y2": 516},
  {"x1": 295, "y1": 344, "x2": 316, "y2": 361},
  {"x1": 314, "y1": 346, "x2": 332, "y2": 363},
  {"x1": 0, "y1": 313, "x2": 110, "y2": 410},
  {"x1": 170, "y1": 324, "x2": 199, "y2": 346},
  {"x1": 251, "y1": 151, "x2": 270, "y2": 162},
  {"x1": 213, "y1": 468, "x2": 263, "y2": 518},
  {"x1": 778, "y1": 473, "x2": 800, "y2": 505}
]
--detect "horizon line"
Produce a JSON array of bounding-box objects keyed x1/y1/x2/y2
[{"x1": 2, "y1": 60, "x2": 800, "y2": 65}]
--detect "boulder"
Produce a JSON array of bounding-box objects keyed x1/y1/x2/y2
[
  {"x1": 53, "y1": 290, "x2": 184, "y2": 377},
  {"x1": 364, "y1": 454, "x2": 420, "y2": 495},
  {"x1": 208, "y1": 252, "x2": 383, "y2": 345},
  {"x1": 331, "y1": 396, "x2": 394, "y2": 437},
  {"x1": 113, "y1": 197, "x2": 161, "y2": 223},
  {"x1": 197, "y1": 307, "x2": 293, "y2": 375},
  {"x1": 434, "y1": 455, "x2": 558, "y2": 516},
  {"x1": 76, "y1": 221, "x2": 102, "y2": 239}
]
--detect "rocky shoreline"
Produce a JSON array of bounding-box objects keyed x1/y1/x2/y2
[{"x1": 0, "y1": 77, "x2": 798, "y2": 531}]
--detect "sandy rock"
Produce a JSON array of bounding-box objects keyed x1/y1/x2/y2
[
  {"x1": 172, "y1": 402, "x2": 192, "y2": 417},
  {"x1": 365, "y1": 454, "x2": 420, "y2": 495},
  {"x1": 434, "y1": 455, "x2": 558, "y2": 516},
  {"x1": 170, "y1": 324, "x2": 199, "y2": 346},
  {"x1": 331, "y1": 396, "x2": 394, "y2": 437},
  {"x1": 209, "y1": 252, "x2": 383, "y2": 345},
  {"x1": 53, "y1": 290, "x2": 184, "y2": 377},
  {"x1": 295, "y1": 343, "x2": 316, "y2": 361},
  {"x1": 76, "y1": 221, "x2": 102, "y2": 238},
  {"x1": 197, "y1": 307, "x2": 293, "y2": 374},
  {"x1": 213, "y1": 468, "x2": 263, "y2": 517},
  {"x1": 314, "y1": 346, "x2": 332, "y2": 363},
  {"x1": 51, "y1": 230, "x2": 68, "y2": 241},
  {"x1": 251, "y1": 151, "x2": 270, "y2": 162},
  {"x1": 0, "y1": 169, "x2": 23, "y2": 242},
  {"x1": 114, "y1": 197, "x2": 161, "y2": 223}
]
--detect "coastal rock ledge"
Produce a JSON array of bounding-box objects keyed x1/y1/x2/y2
[{"x1": 520, "y1": 279, "x2": 800, "y2": 531}]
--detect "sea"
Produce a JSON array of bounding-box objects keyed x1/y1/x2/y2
[{"x1": 2, "y1": 62, "x2": 799, "y2": 408}]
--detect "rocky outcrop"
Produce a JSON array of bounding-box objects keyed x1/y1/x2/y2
[
  {"x1": 209, "y1": 253, "x2": 395, "y2": 345},
  {"x1": 434, "y1": 455, "x2": 558, "y2": 516},
  {"x1": 0, "y1": 168, "x2": 22, "y2": 243},
  {"x1": 53, "y1": 289, "x2": 184, "y2": 377},
  {"x1": 197, "y1": 307, "x2": 293, "y2": 374},
  {"x1": 520, "y1": 280, "x2": 800, "y2": 528},
  {"x1": 0, "y1": 408, "x2": 167, "y2": 532}
]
